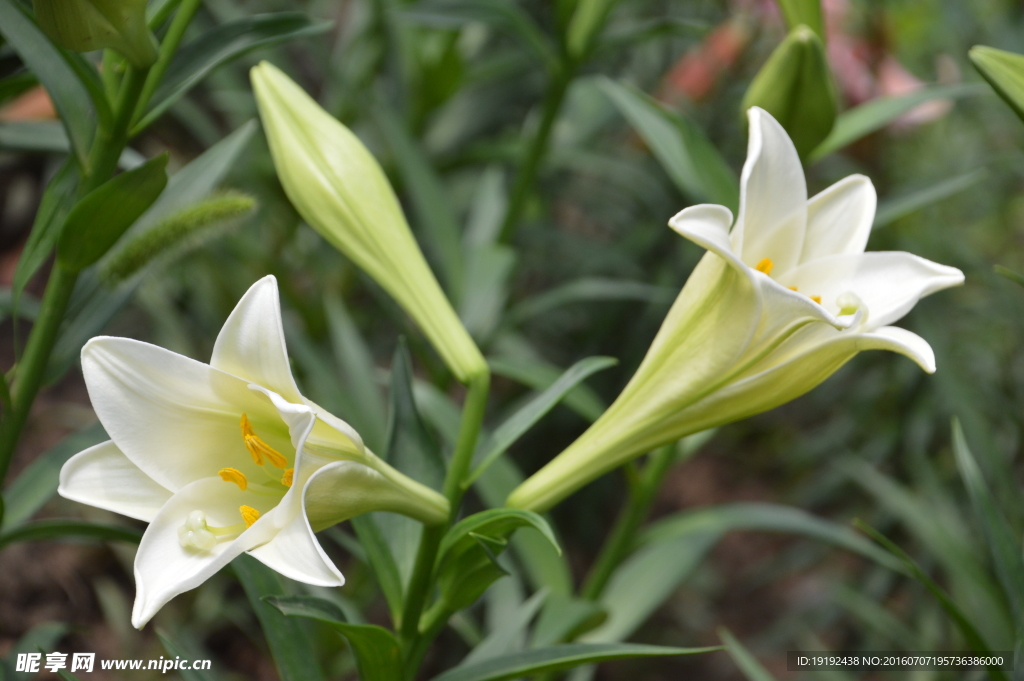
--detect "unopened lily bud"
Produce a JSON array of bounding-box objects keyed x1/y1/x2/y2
[
  {"x1": 970, "y1": 46, "x2": 1024, "y2": 124},
  {"x1": 34, "y1": 0, "x2": 157, "y2": 68},
  {"x1": 251, "y1": 61, "x2": 487, "y2": 384},
  {"x1": 741, "y1": 25, "x2": 836, "y2": 159}
]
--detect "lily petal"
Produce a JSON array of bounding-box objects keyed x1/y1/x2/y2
[
  {"x1": 132, "y1": 477, "x2": 278, "y2": 628},
  {"x1": 854, "y1": 325, "x2": 936, "y2": 373},
  {"x1": 211, "y1": 276, "x2": 303, "y2": 404},
  {"x1": 801, "y1": 175, "x2": 876, "y2": 263},
  {"x1": 59, "y1": 440, "x2": 172, "y2": 522},
  {"x1": 246, "y1": 505, "x2": 344, "y2": 587},
  {"x1": 734, "y1": 107, "x2": 808, "y2": 274},
  {"x1": 777, "y1": 251, "x2": 965, "y2": 328},
  {"x1": 668, "y1": 204, "x2": 742, "y2": 271},
  {"x1": 82, "y1": 337, "x2": 280, "y2": 491}
]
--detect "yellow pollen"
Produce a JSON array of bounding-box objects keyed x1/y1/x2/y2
[
  {"x1": 787, "y1": 286, "x2": 798, "y2": 291},
  {"x1": 810, "y1": 295, "x2": 822, "y2": 304},
  {"x1": 240, "y1": 505, "x2": 260, "y2": 527},
  {"x1": 218, "y1": 468, "x2": 248, "y2": 490},
  {"x1": 240, "y1": 413, "x2": 288, "y2": 468},
  {"x1": 755, "y1": 258, "x2": 774, "y2": 275},
  {"x1": 281, "y1": 468, "x2": 294, "y2": 487}
]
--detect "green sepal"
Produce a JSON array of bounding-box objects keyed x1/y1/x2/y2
[
  {"x1": 741, "y1": 24, "x2": 837, "y2": 159},
  {"x1": 56, "y1": 153, "x2": 168, "y2": 273}
]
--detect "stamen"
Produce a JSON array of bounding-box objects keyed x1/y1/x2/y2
[
  {"x1": 787, "y1": 286, "x2": 798, "y2": 292},
  {"x1": 755, "y1": 258, "x2": 774, "y2": 275},
  {"x1": 810, "y1": 295, "x2": 822, "y2": 304},
  {"x1": 240, "y1": 505, "x2": 261, "y2": 527},
  {"x1": 219, "y1": 467, "x2": 248, "y2": 490},
  {"x1": 240, "y1": 413, "x2": 288, "y2": 468},
  {"x1": 281, "y1": 468, "x2": 294, "y2": 488}
]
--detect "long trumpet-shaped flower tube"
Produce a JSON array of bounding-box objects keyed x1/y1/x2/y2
[
  {"x1": 507, "y1": 107, "x2": 964, "y2": 513},
  {"x1": 59, "y1": 276, "x2": 448, "y2": 628}
]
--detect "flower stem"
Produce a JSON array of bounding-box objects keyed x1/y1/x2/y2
[
  {"x1": 398, "y1": 371, "x2": 490, "y2": 674},
  {"x1": 498, "y1": 64, "x2": 574, "y2": 243},
  {"x1": 580, "y1": 444, "x2": 676, "y2": 600},
  {"x1": 131, "y1": 0, "x2": 202, "y2": 134}
]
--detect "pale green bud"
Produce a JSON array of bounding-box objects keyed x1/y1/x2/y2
[
  {"x1": 251, "y1": 62, "x2": 487, "y2": 383},
  {"x1": 777, "y1": 0, "x2": 824, "y2": 42},
  {"x1": 34, "y1": 0, "x2": 157, "y2": 68},
  {"x1": 970, "y1": 46, "x2": 1024, "y2": 124},
  {"x1": 741, "y1": 24, "x2": 836, "y2": 159}
]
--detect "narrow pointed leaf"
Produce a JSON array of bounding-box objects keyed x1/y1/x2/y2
[
  {"x1": 133, "y1": 14, "x2": 330, "y2": 134},
  {"x1": 599, "y1": 77, "x2": 738, "y2": 210},
  {"x1": 350, "y1": 515, "x2": 404, "y2": 626},
  {"x1": 952, "y1": 419, "x2": 1024, "y2": 632},
  {"x1": 719, "y1": 628, "x2": 777, "y2": 681},
  {"x1": 467, "y1": 356, "x2": 617, "y2": 485},
  {"x1": 57, "y1": 153, "x2": 169, "y2": 272},
  {"x1": 809, "y1": 82, "x2": 987, "y2": 161},
  {"x1": 155, "y1": 629, "x2": 221, "y2": 681},
  {"x1": 233, "y1": 556, "x2": 327, "y2": 681},
  {"x1": 487, "y1": 354, "x2": 606, "y2": 423},
  {"x1": 509, "y1": 278, "x2": 673, "y2": 324},
  {"x1": 994, "y1": 265, "x2": 1024, "y2": 288},
  {"x1": 464, "y1": 589, "x2": 548, "y2": 665},
  {"x1": 0, "y1": 519, "x2": 142, "y2": 549},
  {"x1": 873, "y1": 168, "x2": 987, "y2": 229},
  {"x1": 265, "y1": 595, "x2": 402, "y2": 681},
  {"x1": 430, "y1": 643, "x2": 721, "y2": 681},
  {"x1": 13, "y1": 157, "x2": 79, "y2": 302}
]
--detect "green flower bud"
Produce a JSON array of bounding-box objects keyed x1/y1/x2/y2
[
  {"x1": 741, "y1": 24, "x2": 836, "y2": 159},
  {"x1": 970, "y1": 46, "x2": 1024, "y2": 124},
  {"x1": 34, "y1": 0, "x2": 157, "y2": 68},
  {"x1": 251, "y1": 61, "x2": 487, "y2": 384}
]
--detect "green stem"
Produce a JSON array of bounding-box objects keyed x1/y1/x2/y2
[
  {"x1": 580, "y1": 444, "x2": 676, "y2": 600},
  {"x1": 131, "y1": 0, "x2": 202, "y2": 133},
  {"x1": 0, "y1": 65, "x2": 151, "y2": 499},
  {"x1": 0, "y1": 265, "x2": 77, "y2": 483},
  {"x1": 398, "y1": 371, "x2": 490, "y2": 675},
  {"x1": 498, "y1": 64, "x2": 574, "y2": 243}
]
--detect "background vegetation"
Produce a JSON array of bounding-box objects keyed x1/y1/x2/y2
[{"x1": 2, "y1": 0, "x2": 1024, "y2": 678}]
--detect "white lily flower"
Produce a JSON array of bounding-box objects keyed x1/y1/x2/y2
[
  {"x1": 58, "y1": 276, "x2": 448, "y2": 628},
  {"x1": 507, "y1": 107, "x2": 964, "y2": 513}
]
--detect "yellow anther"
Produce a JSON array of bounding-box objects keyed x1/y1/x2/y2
[
  {"x1": 218, "y1": 467, "x2": 248, "y2": 490},
  {"x1": 240, "y1": 505, "x2": 261, "y2": 527},
  {"x1": 787, "y1": 286, "x2": 798, "y2": 292},
  {"x1": 281, "y1": 468, "x2": 294, "y2": 487},
  {"x1": 810, "y1": 295, "x2": 822, "y2": 304},
  {"x1": 240, "y1": 413, "x2": 288, "y2": 468},
  {"x1": 755, "y1": 258, "x2": 774, "y2": 275}
]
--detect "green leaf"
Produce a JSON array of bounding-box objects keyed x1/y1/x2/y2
[
  {"x1": 0, "y1": 422, "x2": 106, "y2": 531},
  {"x1": 464, "y1": 589, "x2": 548, "y2": 665},
  {"x1": 530, "y1": 595, "x2": 606, "y2": 648},
  {"x1": 718, "y1": 627, "x2": 777, "y2": 681},
  {"x1": 777, "y1": 0, "x2": 824, "y2": 40},
  {"x1": 57, "y1": 153, "x2": 169, "y2": 272},
  {"x1": 970, "y1": 45, "x2": 1024, "y2": 124},
  {"x1": 13, "y1": 157, "x2": 79, "y2": 303},
  {"x1": 0, "y1": 0, "x2": 94, "y2": 163},
  {"x1": 488, "y1": 352, "x2": 607, "y2": 423},
  {"x1": 508, "y1": 278, "x2": 673, "y2": 325},
  {"x1": 155, "y1": 629, "x2": 221, "y2": 681},
  {"x1": 132, "y1": 14, "x2": 330, "y2": 134},
  {"x1": 57, "y1": 672, "x2": 82, "y2": 681},
  {"x1": 873, "y1": 168, "x2": 988, "y2": 229},
  {"x1": 952, "y1": 419, "x2": 1024, "y2": 633},
  {"x1": 854, "y1": 520, "x2": 1008, "y2": 681},
  {"x1": 349, "y1": 515, "x2": 405, "y2": 627},
  {"x1": 459, "y1": 244, "x2": 517, "y2": 342},
  {"x1": 994, "y1": 265, "x2": 1024, "y2": 288},
  {"x1": 0, "y1": 121, "x2": 145, "y2": 165},
  {"x1": 809, "y1": 82, "x2": 988, "y2": 161},
  {"x1": 378, "y1": 339, "x2": 446, "y2": 586},
  {"x1": 430, "y1": 643, "x2": 720, "y2": 681},
  {"x1": 0, "y1": 519, "x2": 142, "y2": 549},
  {"x1": 466, "y1": 356, "x2": 617, "y2": 485},
  {"x1": 741, "y1": 25, "x2": 836, "y2": 159},
  {"x1": 233, "y1": 556, "x2": 327, "y2": 681},
  {"x1": 376, "y1": 103, "x2": 464, "y2": 297},
  {"x1": 599, "y1": 77, "x2": 739, "y2": 210},
  {"x1": 265, "y1": 595, "x2": 402, "y2": 681},
  {"x1": 566, "y1": 0, "x2": 620, "y2": 58},
  {"x1": 436, "y1": 508, "x2": 560, "y2": 611}
]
